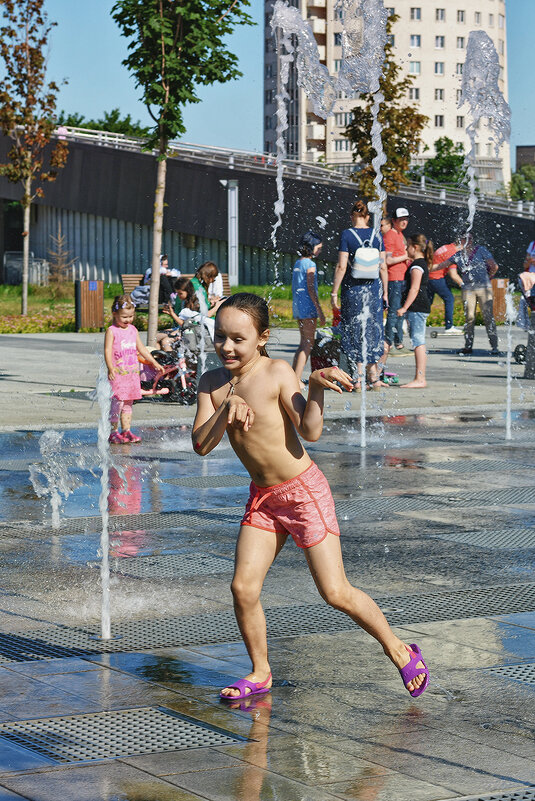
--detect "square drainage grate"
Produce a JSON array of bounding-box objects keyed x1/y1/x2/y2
[
  {"x1": 4, "y1": 582, "x2": 535, "y2": 663},
  {"x1": 163, "y1": 474, "x2": 249, "y2": 488},
  {"x1": 427, "y1": 459, "x2": 530, "y2": 474},
  {"x1": 101, "y1": 553, "x2": 234, "y2": 579},
  {"x1": 486, "y1": 663, "x2": 535, "y2": 686},
  {"x1": 431, "y1": 528, "x2": 535, "y2": 550},
  {"x1": 452, "y1": 789, "x2": 535, "y2": 801},
  {"x1": 0, "y1": 707, "x2": 243, "y2": 763}
]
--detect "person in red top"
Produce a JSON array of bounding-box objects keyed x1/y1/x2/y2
[
  {"x1": 381, "y1": 208, "x2": 410, "y2": 357},
  {"x1": 428, "y1": 243, "x2": 464, "y2": 334}
]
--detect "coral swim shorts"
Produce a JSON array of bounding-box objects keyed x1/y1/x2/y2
[{"x1": 241, "y1": 461, "x2": 340, "y2": 549}]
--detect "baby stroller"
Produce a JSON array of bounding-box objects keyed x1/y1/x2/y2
[
  {"x1": 310, "y1": 308, "x2": 342, "y2": 371},
  {"x1": 514, "y1": 273, "x2": 535, "y2": 365},
  {"x1": 139, "y1": 346, "x2": 197, "y2": 405}
]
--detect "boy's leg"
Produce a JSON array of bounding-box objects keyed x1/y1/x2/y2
[
  {"x1": 221, "y1": 525, "x2": 287, "y2": 697},
  {"x1": 463, "y1": 289, "x2": 477, "y2": 350},
  {"x1": 478, "y1": 286, "x2": 498, "y2": 350},
  {"x1": 304, "y1": 533, "x2": 427, "y2": 692}
]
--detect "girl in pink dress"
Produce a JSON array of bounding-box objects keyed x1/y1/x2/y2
[{"x1": 104, "y1": 295, "x2": 164, "y2": 444}]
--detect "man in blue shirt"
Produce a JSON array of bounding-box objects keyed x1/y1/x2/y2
[{"x1": 449, "y1": 234, "x2": 500, "y2": 356}]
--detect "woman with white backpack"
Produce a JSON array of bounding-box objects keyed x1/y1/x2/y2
[{"x1": 331, "y1": 200, "x2": 389, "y2": 390}]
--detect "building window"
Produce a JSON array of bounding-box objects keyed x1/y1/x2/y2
[
  {"x1": 456, "y1": 116, "x2": 464, "y2": 128},
  {"x1": 334, "y1": 32, "x2": 342, "y2": 46},
  {"x1": 410, "y1": 7, "x2": 421, "y2": 20},
  {"x1": 499, "y1": 14, "x2": 505, "y2": 28},
  {"x1": 474, "y1": 143, "x2": 480, "y2": 156},
  {"x1": 435, "y1": 88, "x2": 444, "y2": 100},
  {"x1": 265, "y1": 89, "x2": 274, "y2": 104},
  {"x1": 457, "y1": 10, "x2": 465, "y2": 23},
  {"x1": 334, "y1": 59, "x2": 342, "y2": 72},
  {"x1": 474, "y1": 11, "x2": 481, "y2": 24},
  {"x1": 410, "y1": 34, "x2": 421, "y2": 47},
  {"x1": 489, "y1": 13, "x2": 494, "y2": 26},
  {"x1": 456, "y1": 88, "x2": 463, "y2": 103},
  {"x1": 499, "y1": 66, "x2": 504, "y2": 80},
  {"x1": 435, "y1": 115, "x2": 444, "y2": 127},
  {"x1": 386, "y1": 7, "x2": 395, "y2": 17},
  {"x1": 334, "y1": 139, "x2": 351, "y2": 152},
  {"x1": 334, "y1": 112, "x2": 352, "y2": 127},
  {"x1": 264, "y1": 38, "x2": 274, "y2": 53},
  {"x1": 265, "y1": 63, "x2": 275, "y2": 78},
  {"x1": 435, "y1": 36, "x2": 445, "y2": 48},
  {"x1": 336, "y1": 90, "x2": 348, "y2": 99},
  {"x1": 499, "y1": 40, "x2": 505, "y2": 55},
  {"x1": 409, "y1": 87, "x2": 420, "y2": 100},
  {"x1": 434, "y1": 62, "x2": 444, "y2": 75},
  {"x1": 456, "y1": 62, "x2": 464, "y2": 75},
  {"x1": 265, "y1": 116, "x2": 273, "y2": 130},
  {"x1": 436, "y1": 8, "x2": 445, "y2": 21},
  {"x1": 409, "y1": 61, "x2": 421, "y2": 74},
  {"x1": 457, "y1": 36, "x2": 465, "y2": 48}
]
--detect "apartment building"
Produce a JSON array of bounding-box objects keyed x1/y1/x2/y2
[{"x1": 264, "y1": 0, "x2": 510, "y2": 193}]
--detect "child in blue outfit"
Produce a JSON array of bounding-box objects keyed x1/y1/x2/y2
[{"x1": 292, "y1": 230, "x2": 325, "y2": 387}]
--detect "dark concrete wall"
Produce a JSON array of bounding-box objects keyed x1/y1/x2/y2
[{"x1": 1, "y1": 136, "x2": 533, "y2": 281}]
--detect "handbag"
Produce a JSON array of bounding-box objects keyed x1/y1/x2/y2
[{"x1": 349, "y1": 229, "x2": 380, "y2": 280}]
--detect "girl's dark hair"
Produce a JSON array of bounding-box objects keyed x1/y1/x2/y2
[
  {"x1": 216, "y1": 293, "x2": 270, "y2": 357},
  {"x1": 173, "y1": 277, "x2": 199, "y2": 310},
  {"x1": 196, "y1": 261, "x2": 219, "y2": 287},
  {"x1": 351, "y1": 199, "x2": 369, "y2": 219},
  {"x1": 298, "y1": 230, "x2": 322, "y2": 258},
  {"x1": 409, "y1": 234, "x2": 435, "y2": 268},
  {"x1": 111, "y1": 294, "x2": 135, "y2": 312}
]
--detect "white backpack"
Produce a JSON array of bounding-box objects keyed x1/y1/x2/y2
[{"x1": 349, "y1": 229, "x2": 381, "y2": 280}]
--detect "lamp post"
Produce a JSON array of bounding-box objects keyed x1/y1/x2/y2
[{"x1": 219, "y1": 179, "x2": 239, "y2": 287}]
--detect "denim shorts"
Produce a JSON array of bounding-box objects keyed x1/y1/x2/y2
[{"x1": 407, "y1": 311, "x2": 428, "y2": 349}]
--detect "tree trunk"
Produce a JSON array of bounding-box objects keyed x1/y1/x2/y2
[
  {"x1": 21, "y1": 180, "x2": 31, "y2": 316},
  {"x1": 147, "y1": 151, "x2": 168, "y2": 347}
]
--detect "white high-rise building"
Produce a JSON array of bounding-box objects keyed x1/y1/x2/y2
[{"x1": 264, "y1": 0, "x2": 510, "y2": 194}]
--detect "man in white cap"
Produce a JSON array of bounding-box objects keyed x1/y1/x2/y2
[{"x1": 380, "y1": 208, "x2": 410, "y2": 367}]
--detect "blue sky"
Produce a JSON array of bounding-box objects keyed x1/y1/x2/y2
[{"x1": 46, "y1": 0, "x2": 532, "y2": 165}]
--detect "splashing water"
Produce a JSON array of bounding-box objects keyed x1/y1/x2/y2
[
  {"x1": 96, "y1": 361, "x2": 112, "y2": 639},
  {"x1": 270, "y1": 0, "x2": 389, "y2": 244},
  {"x1": 29, "y1": 431, "x2": 79, "y2": 528},
  {"x1": 459, "y1": 31, "x2": 511, "y2": 235},
  {"x1": 505, "y1": 283, "x2": 516, "y2": 441},
  {"x1": 358, "y1": 292, "x2": 371, "y2": 449}
]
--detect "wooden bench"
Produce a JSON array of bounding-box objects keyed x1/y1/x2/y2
[{"x1": 120, "y1": 272, "x2": 231, "y2": 302}]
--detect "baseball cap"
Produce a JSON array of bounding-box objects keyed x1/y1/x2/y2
[
  {"x1": 393, "y1": 207, "x2": 410, "y2": 219},
  {"x1": 299, "y1": 230, "x2": 323, "y2": 249}
]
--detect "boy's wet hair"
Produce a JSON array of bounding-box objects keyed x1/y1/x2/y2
[
  {"x1": 111, "y1": 294, "x2": 135, "y2": 312},
  {"x1": 216, "y1": 293, "x2": 270, "y2": 357}
]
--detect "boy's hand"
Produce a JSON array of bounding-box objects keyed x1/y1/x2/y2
[
  {"x1": 397, "y1": 307, "x2": 407, "y2": 317},
  {"x1": 309, "y1": 367, "x2": 354, "y2": 394},
  {"x1": 226, "y1": 395, "x2": 254, "y2": 431}
]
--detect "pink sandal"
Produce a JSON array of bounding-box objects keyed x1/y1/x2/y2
[{"x1": 220, "y1": 672, "x2": 272, "y2": 701}]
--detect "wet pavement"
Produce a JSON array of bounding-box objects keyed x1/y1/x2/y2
[{"x1": 0, "y1": 330, "x2": 535, "y2": 800}]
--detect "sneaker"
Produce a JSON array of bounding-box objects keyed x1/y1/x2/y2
[
  {"x1": 109, "y1": 431, "x2": 127, "y2": 444},
  {"x1": 444, "y1": 326, "x2": 463, "y2": 334},
  {"x1": 122, "y1": 430, "x2": 142, "y2": 443},
  {"x1": 490, "y1": 348, "x2": 502, "y2": 357},
  {"x1": 457, "y1": 347, "x2": 473, "y2": 356}
]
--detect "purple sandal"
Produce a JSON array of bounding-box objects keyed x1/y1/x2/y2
[
  {"x1": 399, "y1": 644, "x2": 429, "y2": 698},
  {"x1": 220, "y1": 672, "x2": 272, "y2": 701}
]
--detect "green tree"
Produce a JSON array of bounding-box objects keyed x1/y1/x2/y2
[
  {"x1": 111, "y1": 0, "x2": 254, "y2": 346},
  {"x1": 422, "y1": 137, "x2": 467, "y2": 187},
  {"x1": 57, "y1": 107, "x2": 151, "y2": 138},
  {"x1": 344, "y1": 14, "x2": 428, "y2": 198},
  {"x1": 509, "y1": 165, "x2": 535, "y2": 202},
  {"x1": 0, "y1": 0, "x2": 68, "y2": 314}
]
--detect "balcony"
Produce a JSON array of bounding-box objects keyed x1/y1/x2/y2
[
  {"x1": 306, "y1": 123, "x2": 326, "y2": 141},
  {"x1": 316, "y1": 45, "x2": 326, "y2": 61},
  {"x1": 309, "y1": 17, "x2": 326, "y2": 34}
]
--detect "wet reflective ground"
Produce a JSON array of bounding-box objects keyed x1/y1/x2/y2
[{"x1": 0, "y1": 412, "x2": 535, "y2": 800}]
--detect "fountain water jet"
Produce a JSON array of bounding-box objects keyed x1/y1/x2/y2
[
  {"x1": 96, "y1": 361, "x2": 112, "y2": 640},
  {"x1": 505, "y1": 283, "x2": 516, "y2": 441},
  {"x1": 29, "y1": 431, "x2": 79, "y2": 529}
]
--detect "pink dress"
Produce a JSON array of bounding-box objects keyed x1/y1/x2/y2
[{"x1": 109, "y1": 323, "x2": 142, "y2": 400}]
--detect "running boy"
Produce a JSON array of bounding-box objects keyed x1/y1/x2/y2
[{"x1": 192, "y1": 292, "x2": 429, "y2": 700}]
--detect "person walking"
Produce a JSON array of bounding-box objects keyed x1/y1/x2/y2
[
  {"x1": 428, "y1": 242, "x2": 463, "y2": 334},
  {"x1": 291, "y1": 230, "x2": 326, "y2": 387},
  {"x1": 382, "y1": 207, "x2": 410, "y2": 354},
  {"x1": 331, "y1": 200, "x2": 388, "y2": 390}
]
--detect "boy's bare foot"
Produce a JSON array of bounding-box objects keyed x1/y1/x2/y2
[
  {"x1": 400, "y1": 379, "x2": 427, "y2": 389},
  {"x1": 388, "y1": 642, "x2": 427, "y2": 693},
  {"x1": 220, "y1": 671, "x2": 272, "y2": 698}
]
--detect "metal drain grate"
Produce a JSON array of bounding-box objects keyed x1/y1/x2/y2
[
  {"x1": 450, "y1": 789, "x2": 535, "y2": 801},
  {"x1": 163, "y1": 474, "x2": 249, "y2": 488},
  {"x1": 486, "y1": 663, "x2": 535, "y2": 686},
  {"x1": 0, "y1": 707, "x2": 243, "y2": 763},
  {"x1": 100, "y1": 553, "x2": 234, "y2": 579},
  {"x1": 427, "y1": 459, "x2": 530, "y2": 474},
  {"x1": 432, "y1": 529, "x2": 535, "y2": 549},
  {"x1": 0, "y1": 459, "x2": 36, "y2": 472},
  {"x1": 4, "y1": 582, "x2": 535, "y2": 663}
]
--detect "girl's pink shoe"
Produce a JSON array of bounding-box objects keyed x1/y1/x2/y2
[
  {"x1": 122, "y1": 430, "x2": 141, "y2": 443},
  {"x1": 108, "y1": 431, "x2": 127, "y2": 444}
]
